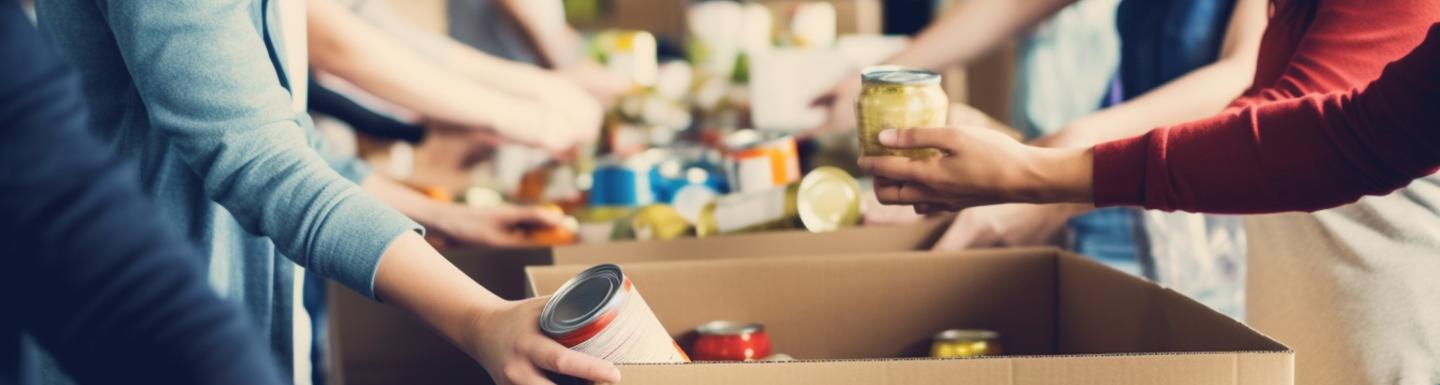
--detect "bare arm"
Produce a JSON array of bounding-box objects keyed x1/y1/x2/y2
[
  {"x1": 1041, "y1": 0, "x2": 1267, "y2": 147},
  {"x1": 886, "y1": 0, "x2": 1076, "y2": 70},
  {"x1": 493, "y1": 0, "x2": 581, "y2": 69},
  {"x1": 307, "y1": 0, "x2": 572, "y2": 148}
]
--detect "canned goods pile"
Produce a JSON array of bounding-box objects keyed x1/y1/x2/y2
[{"x1": 421, "y1": 3, "x2": 945, "y2": 248}]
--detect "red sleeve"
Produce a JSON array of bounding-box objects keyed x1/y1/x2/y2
[
  {"x1": 1093, "y1": 24, "x2": 1440, "y2": 214},
  {"x1": 1228, "y1": 0, "x2": 1440, "y2": 108}
]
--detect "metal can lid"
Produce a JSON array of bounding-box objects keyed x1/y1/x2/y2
[
  {"x1": 540, "y1": 264, "x2": 630, "y2": 337},
  {"x1": 796, "y1": 166, "x2": 861, "y2": 232},
  {"x1": 933, "y1": 329, "x2": 999, "y2": 342},
  {"x1": 696, "y1": 320, "x2": 764, "y2": 336},
  {"x1": 861, "y1": 65, "x2": 941, "y2": 86}
]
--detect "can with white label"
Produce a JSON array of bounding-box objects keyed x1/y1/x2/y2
[
  {"x1": 539, "y1": 264, "x2": 690, "y2": 364},
  {"x1": 694, "y1": 166, "x2": 860, "y2": 236},
  {"x1": 722, "y1": 130, "x2": 802, "y2": 194}
]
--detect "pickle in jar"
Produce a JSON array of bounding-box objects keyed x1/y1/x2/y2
[{"x1": 856, "y1": 66, "x2": 948, "y2": 160}]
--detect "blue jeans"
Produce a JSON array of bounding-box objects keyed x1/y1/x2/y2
[{"x1": 1067, "y1": 207, "x2": 1143, "y2": 277}]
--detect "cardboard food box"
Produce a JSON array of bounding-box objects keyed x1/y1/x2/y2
[
  {"x1": 329, "y1": 220, "x2": 949, "y2": 385},
  {"x1": 526, "y1": 248, "x2": 1294, "y2": 385}
]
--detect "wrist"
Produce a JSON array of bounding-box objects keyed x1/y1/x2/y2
[{"x1": 1012, "y1": 146, "x2": 1094, "y2": 204}]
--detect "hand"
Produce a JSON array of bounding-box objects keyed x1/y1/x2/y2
[
  {"x1": 860, "y1": 187, "x2": 929, "y2": 225},
  {"x1": 556, "y1": 59, "x2": 631, "y2": 108},
  {"x1": 931, "y1": 203, "x2": 1087, "y2": 250},
  {"x1": 857, "y1": 126, "x2": 1094, "y2": 210},
  {"x1": 466, "y1": 298, "x2": 622, "y2": 385},
  {"x1": 806, "y1": 72, "x2": 862, "y2": 136},
  {"x1": 433, "y1": 204, "x2": 565, "y2": 247}
]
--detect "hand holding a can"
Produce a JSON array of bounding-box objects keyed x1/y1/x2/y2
[
  {"x1": 857, "y1": 125, "x2": 1095, "y2": 211},
  {"x1": 466, "y1": 297, "x2": 624, "y2": 385}
]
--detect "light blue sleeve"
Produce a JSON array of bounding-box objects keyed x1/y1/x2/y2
[
  {"x1": 300, "y1": 113, "x2": 372, "y2": 183},
  {"x1": 98, "y1": 0, "x2": 419, "y2": 299}
]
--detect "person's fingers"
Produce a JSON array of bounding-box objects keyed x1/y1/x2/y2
[
  {"x1": 496, "y1": 359, "x2": 554, "y2": 385},
  {"x1": 858, "y1": 156, "x2": 932, "y2": 184},
  {"x1": 932, "y1": 212, "x2": 999, "y2": 251},
  {"x1": 873, "y1": 182, "x2": 949, "y2": 205},
  {"x1": 876, "y1": 127, "x2": 962, "y2": 152},
  {"x1": 526, "y1": 338, "x2": 622, "y2": 384}
]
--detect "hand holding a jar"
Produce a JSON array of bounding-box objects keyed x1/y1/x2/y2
[{"x1": 857, "y1": 126, "x2": 1094, "y2": 212}]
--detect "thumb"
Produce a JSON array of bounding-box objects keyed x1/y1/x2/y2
[{"x1": 878, "y1": 127, "x2": 960, "y2": 151}]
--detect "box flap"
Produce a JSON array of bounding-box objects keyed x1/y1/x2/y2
[
  {"x1": 551, "y1": 217, "x2": 949, "y2": 265},
  {"x1": 1055, "y1": 252, "x2": 1289, "y2": 354}
]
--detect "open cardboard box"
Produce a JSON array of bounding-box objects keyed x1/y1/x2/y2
[
  {"x1": 330, "y1": 220, "x2": 949, "y2": 385},
  {"x1": 526, "y1": 248, "x2": 1293, "y2": 385}
]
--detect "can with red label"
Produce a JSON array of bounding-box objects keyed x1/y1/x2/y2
[
  {"x1": 692, "y1": 321, "x2": 773, "y2": 361},
  {"x1": 722, "y1": 130, "x2": 801, "y2": 194},
  {"x1": 539, "y1": 264, "x2": 690, "y2": 363}
]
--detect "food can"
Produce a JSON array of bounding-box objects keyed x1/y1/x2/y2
[
  {"x1": 629, "y1": 204, "x2": 693, "y2": 241},
  {"x1": 588, "y1": 156, "x2": 653, "y2": 207},
  {"x1": 722, "y1": 130, "x2": 801, "y2": 194},
  {"x1": 692, "y1": 321, "x2": 773, "y2": 361},
  {"x1": 540, "y1": 264, "x2": 690, "y2": 363},
  {"x1": 695, "y1": 166, "x2": 860, "y2": 236},
  {"x1": 856, "y1": 66, "x2": 948, "y2": 159},
  {"x1": 593, "y1": 30, "x2": 658, "y2": 88},
  {"x1": 930, "y1": 329, "x2": 1002, "y2": 358}
]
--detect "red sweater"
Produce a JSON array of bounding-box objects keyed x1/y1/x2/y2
[{"x1": 1093, "y1": 0, "x2": 1440, "y2": 213}]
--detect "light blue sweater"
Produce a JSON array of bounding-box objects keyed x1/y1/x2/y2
[{"x1": 35, "y1": 0, "x2": 420, "y2": 376}]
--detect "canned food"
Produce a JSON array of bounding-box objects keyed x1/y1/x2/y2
[
  {"x1": 588, "y1": 156, "x2": 653, "y2": 207},
  {"x1": 692, "y1": 321, "x2": 772, "y2": 361},
  {"x1": 629, "y1": 204, "x2": 693, "y2": 241},
  {"x1": 524, "y1": 205, "x2": 580, "y2": 246},
  {"x1": 930, "y1": 329, "x2": 1002, "y2": 358},
  {"x1": 856, "y1": 66, "x2": 948, "y2": 159},
  {"x1": 593, "y1": 30, "x2": 658, "y2": 88},
  {"x1": 723, "y1": 130, "x2": 801, "y2": 194},
  {"x1": 540, "y1": 264, "x2": 689, "y2": 363},
  {"x1": 695, "y1": 166, "x2": 860, "y2": 236}
]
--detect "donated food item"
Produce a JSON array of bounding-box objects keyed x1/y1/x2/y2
[
  {"x1": 856, "y1": 66, "x2": 947, "y2": 159},
  {"x1": 540, "y1": 264, "x2": 690, "y2": 363},
  {"x1": 692, "y1": 321, "x2": 773, "y2": 361},
  {"x1": 722, "y1": 129, "x2": 801, "y2": 194},
  {"x1": 695, "y1": 166, "x2": 860, "y2": 236},
  {"x1": 629, "y1": 204, "x2": 692, "y2": 241},
  {"x1": 589, "y1": 156, "x2": 654, "y2": 207},
  {"x1": 930, "y1": 329, "x2": 1002, "y2": 358}
]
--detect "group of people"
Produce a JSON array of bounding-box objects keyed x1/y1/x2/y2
[{"x1": 2, "y1": 0, "x2": 1435, "y2": 385}]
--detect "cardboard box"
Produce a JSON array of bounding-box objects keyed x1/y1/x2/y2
[
  {"x1": 330, "y1": 220, "x2": 949, "y2": 385},
  {"x1": 526, "y1": 248, "x2": 1294, "y2": 385}
]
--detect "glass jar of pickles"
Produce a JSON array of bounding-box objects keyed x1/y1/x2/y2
[{"x1": 855, "y1": 66, "x2": 948, "y2": 159}]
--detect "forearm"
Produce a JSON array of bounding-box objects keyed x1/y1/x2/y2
[
  {"x1": 426, "y1": 34, "x2": 574, "y2": 100},
  {"x1": 361, "y1": 174, "x2": 451, "y2": 228},
  {"x1": 1092, "y1": 28, "x2": 1440, "y2": 213},
  {"x1": 1015, "y1": 146, "x2": 1094, "y2": 204},
  {"x1": 1049, "y1": 0, "x2": 1265, "y2": 147},
  {"x1": 308, "y1": 0, "x2": 527, "y2": 131},
  {"x1": 886, "y1": 0, "x2": 1073, "y2": 70},
  {"x1": 495, "y1": 0, "x2": 579, "y2": 68},
  {"x1": 1057, "y1": 59, "x2": 1253, "y2": 146},
  {"x1": 372, "y1": 232, "x2": 506, "y2": 353}
]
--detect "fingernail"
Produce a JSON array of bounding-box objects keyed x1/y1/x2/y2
[
  {"x1": 608, "y1": 367, "x2": 623, "y2": 381},
  {"x1": 878, "y1": 129, "x2": 897, "y2": 145}
]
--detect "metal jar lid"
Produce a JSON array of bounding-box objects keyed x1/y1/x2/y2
[
  {"x1": 861, "y1": 65, "x2": 942, "y2": 86},
  {"x1": 933, "y1": 329, "x2": 999, "y2": 342},
  {"x1": 696, "y1": 320, "x2": 764, "y2": 336},
  {"x1": 540, "y1": 264, "x2": 630, "y2": 338},
  {"x1": 796, "y1": 166, "x2": 861, "y2": 232}
]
